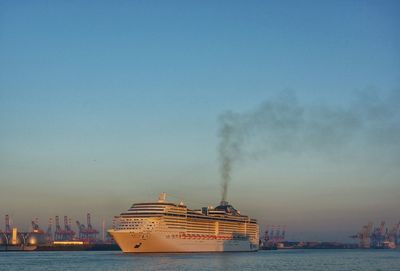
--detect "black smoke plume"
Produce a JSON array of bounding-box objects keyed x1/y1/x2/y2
[{"x1": 218, "y1": 89, "x2": 400, "y2": 202}]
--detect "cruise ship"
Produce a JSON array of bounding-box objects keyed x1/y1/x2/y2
[{"x1": 108, "y1": 193, "x2": 259, "y2": 252}]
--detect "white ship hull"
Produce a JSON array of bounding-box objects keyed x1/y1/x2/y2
[{"x1": 109, "y1": 230, "x2": 258, "y2": 253}]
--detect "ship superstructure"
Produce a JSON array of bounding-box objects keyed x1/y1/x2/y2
[{"x1": 108, "y1": 193, "x2": 259, "y2": 252}]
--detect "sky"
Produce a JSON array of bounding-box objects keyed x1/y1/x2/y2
[{"x1": 0, "y1": 0, "x2": 399, "y2": 241}]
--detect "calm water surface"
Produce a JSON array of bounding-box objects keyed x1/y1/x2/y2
[{"x1": 0, "y1": 249, "x2": 399, "y2": 271}]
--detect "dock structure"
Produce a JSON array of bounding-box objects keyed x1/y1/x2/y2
[{"x1": 351, "y1": 221, "x2": 400, "y2": 249}]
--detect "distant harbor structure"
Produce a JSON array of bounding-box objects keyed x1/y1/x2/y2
[
  {"x1": 351, "y1": 221, "x2": 400, "y2": 249},
  {"x1": 261, "y1": 225, "x2": 286, "y2": 249},
  {"x1": 0, "y1": 214, "x2": 115, "y2": 251}
]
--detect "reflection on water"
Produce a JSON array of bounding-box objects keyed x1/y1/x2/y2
[{"x1": 0, "y1": 249, "x2": 399, "y2": 271}]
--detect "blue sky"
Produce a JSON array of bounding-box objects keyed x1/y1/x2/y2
[{"x1": 1, "y1": 1, "x2": 399, "y2": 241}]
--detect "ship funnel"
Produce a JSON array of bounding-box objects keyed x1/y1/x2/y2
[
  {"x1": 158, "y1": 192, "x2": 167, "y2": 203},
  {"x1": 220, "y1": 200, "x2": 229, "y2": 206}
]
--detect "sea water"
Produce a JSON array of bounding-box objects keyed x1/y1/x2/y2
[{"x1": 0, "y1": 249, "x2": 399, "y2": 271}]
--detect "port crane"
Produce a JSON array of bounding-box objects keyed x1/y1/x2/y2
[
  {"x1": 54, "y1": 216, "x2": 63, "y2": 241},
  {"x1": 46, "y1": 218, "x2": 53, "y2": 242},
  {"x1": 31, "y1": 218, "x2": 44, "y2": 233},
  {"x1": 76, "y1": 213, "x2": 99, "y2": 242},
  {"x1": 5, "y1": 214, "x2": 11, "y2": 234}
]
